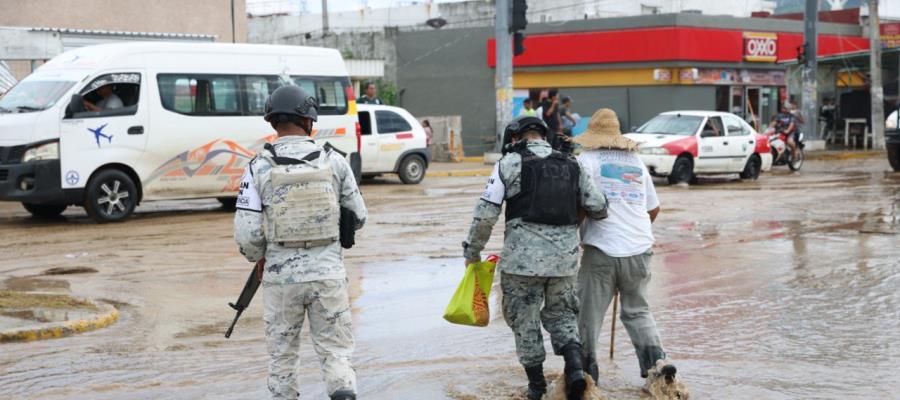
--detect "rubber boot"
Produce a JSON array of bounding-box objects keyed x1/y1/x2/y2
[
  {"x1": 330, "y1": 389, "x2": 356, "y2": 400},
  {"x1": 583, "y1": 351, "x2": 599, "y2": 385},
  {"x1": 562, "y1": 343, "x2": 586, "y2": 400},
  {"x1": 660, "y1": 363, "x2": 677, "y2": 384},
  {"x1": 524, "y1": 364, "x2": 547, "y2": 400}
]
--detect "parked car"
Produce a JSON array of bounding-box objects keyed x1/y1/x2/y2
[
  {"x1": 625, "y1": 111, "x2": 773, "y2": 184},
  {"x1": 357, "y1": 104, "x2": 431, "y2": 184},
  {"x1": 0, "y1": 42, "x2": 363, "y2": 222}
]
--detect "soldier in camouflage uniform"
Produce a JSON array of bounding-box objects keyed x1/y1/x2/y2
[
  {"x1": 462, "y1": 115, "x2": 608, "y2": 400},
  {"x1": 234, "y1": 86, "x2": 366, "y2": 400}
]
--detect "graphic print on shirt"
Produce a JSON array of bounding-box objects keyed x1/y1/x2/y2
[{"x1": 599, "y1": 163, "x2": 645, "y2": 206}]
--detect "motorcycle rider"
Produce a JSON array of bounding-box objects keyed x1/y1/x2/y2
[
  {"x1": 462, "y1": 115, "x2": 608, "y2": 400},
  {"x1": 775, "y1": 104, "x2": 799, "y2": 161},
  {"x1": 234, "y1": 85, "x2": 367, "y2": 400}
]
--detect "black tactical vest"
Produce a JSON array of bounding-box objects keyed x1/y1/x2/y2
[{"x1": 504, "y1": 148, "x2": 580, "y2": 226}]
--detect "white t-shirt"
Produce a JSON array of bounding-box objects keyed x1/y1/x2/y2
[
  {"x1": 578, "y1": 149, "x2": 659, "y2": 257},
  {"x1": 97, "y1": 93, "x2": 124, "y2": 110}
]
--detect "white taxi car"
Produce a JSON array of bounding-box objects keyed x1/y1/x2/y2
[
  {"x1": 625, "y1": 111, "x2": 773, "y2": 184},
  {"x1": 357, "y1": 104, "x2": 431, "y2": 184}
]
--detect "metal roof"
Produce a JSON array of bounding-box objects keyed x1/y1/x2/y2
[{"x1": 28, "y1": 27, "x2": 217, "y2": 41}]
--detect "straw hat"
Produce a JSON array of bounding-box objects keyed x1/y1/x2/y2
[{"x1": 573, "y1": 108, "x2": 639, "y2": 152}]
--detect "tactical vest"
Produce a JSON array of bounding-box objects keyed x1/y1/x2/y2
[
  {"x1": 504, "y1": 148, "x2": 580, "y2": 226},
  {"x1": 261, "y1": 144, "x2": 339, "y2": 248}
]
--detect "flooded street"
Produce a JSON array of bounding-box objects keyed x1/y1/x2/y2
[{"x1": 1, "y1": 157, "x2": 898, "y2": 399}]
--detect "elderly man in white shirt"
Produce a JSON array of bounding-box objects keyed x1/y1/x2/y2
[{"x1": 572, "y1": 109, "x2": 676, "y2": 390}]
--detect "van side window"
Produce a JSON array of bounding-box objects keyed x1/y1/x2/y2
[
  {"x1": 375, "y1": 110, "x2": 412, "y2": 134},
  {"x1": 291, "y1": 76, "x2": 350, "y2": 116},
  {"x1": 67, "y1": 72, "x2": 141, "y2": 119},
  {"x1": 242, "y1": 76, "x2": 281, "y2": 115},
  {"x1": 158, "y1": 74, "x2": 241, "y2": 116}
]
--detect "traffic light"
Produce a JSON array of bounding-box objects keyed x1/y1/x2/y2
[
  {"x1": 514, "y1": 32, "x2": 526, "y2": 56},
  {"x1": 511, "y1": 0, "x2": 527, "y2": 33}
]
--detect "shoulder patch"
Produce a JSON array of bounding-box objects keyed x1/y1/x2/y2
[
  {"x1": 480, "y1": 163, "x2": 505, "y2": 205},
  {"x1": 235, "y1": 167, "x2": 262, "y2": 212}
]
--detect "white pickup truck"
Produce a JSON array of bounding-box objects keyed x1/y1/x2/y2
[{"x1": 357, "y1": 104, "x2": 431, "y2": 184}]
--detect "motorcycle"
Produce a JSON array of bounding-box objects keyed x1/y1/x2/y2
[{"x1": 765, "y1": 126, "x2": 805, "y2": 171}]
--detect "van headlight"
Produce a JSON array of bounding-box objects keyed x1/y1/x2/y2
[
  {"x1": 640, "y1": 147, "x2": 670, "y2": 155},
  {"x1": 22, "y1": 141, "x2": 59, "y2": 162}
]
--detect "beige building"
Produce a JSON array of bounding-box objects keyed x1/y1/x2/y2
[{"x1": 0, "y1": 0, "x2": 247, "y2": 80}]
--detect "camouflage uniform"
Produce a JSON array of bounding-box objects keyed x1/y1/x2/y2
[
  {"x1": 463, "y1": 139, "x2": 607, "y2": 367},
  {"x1": 234, "y1": 136, "x2": 366, "y2": 399}
]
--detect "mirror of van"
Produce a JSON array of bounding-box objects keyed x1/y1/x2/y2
[{"x1": 66, "y1": 94, "x2": 85, "y2": 118}]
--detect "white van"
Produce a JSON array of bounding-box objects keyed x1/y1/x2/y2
[
  {"x1": 0, "y1": 42, "x2": 362, "y2": 222},
  {"x1": 357, "y1": 104, "x2": 430, "y2": 184}
]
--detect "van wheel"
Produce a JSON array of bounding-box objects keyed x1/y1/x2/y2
[
  {"x1": 887, "y1": 144, "x2": 900, "y2": 172},
  {"x1": 217, "y1": 197, "x2": 237, "y2": 211},
  {"x1": 84, "y1": 169, "x2": 137, "y2": 223},
  {"x1": 398, "y1": 155, "x2": 426, "y2": 184},
  {"x1": 667, "y1": 156, "x2": 694, "y2": 185},
  {"x1": 22, "y1": 203, "x2": 67, "y2": 219},
  {"x1": 740, "y1": 154, "x2": 762, "y2": 180}
]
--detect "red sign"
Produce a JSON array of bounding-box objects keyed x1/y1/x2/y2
[{"x1": 744, "y1": 32, "x2": 778, "y2": 62}]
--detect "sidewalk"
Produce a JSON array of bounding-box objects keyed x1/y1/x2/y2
[
  {"x1": 804, "y1": 149, "x2": 884, "y2": 161},
  {"x1": 0, "y1": 291, "x2": 118, "y2": 342}
]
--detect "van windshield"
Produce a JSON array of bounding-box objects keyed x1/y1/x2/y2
[
  {"x1": 636, "y1": 114, "x2": 704, "y2": 136},
  {"x1": 0, "y1": 80, "x2": 76, "y2": 113}
]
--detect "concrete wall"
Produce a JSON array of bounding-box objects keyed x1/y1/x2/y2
[{"x1": 0, "y1": 0, "x2": 248, "y2": 43}]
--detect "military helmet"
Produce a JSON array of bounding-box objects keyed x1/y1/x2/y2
[
  {"x1": 502, "y1": 115, "x2": 548, "y2": 153},
  {"x1": 264, "y1": 85, "x2": 319, "y2": 123}
]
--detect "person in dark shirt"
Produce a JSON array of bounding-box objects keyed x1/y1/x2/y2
[
  {"x1": 357, "y1": 82, "x2": 382, "y2": 105},
  {"x1": 541, "y1": 89, "x2": 562, "y2": 149}
]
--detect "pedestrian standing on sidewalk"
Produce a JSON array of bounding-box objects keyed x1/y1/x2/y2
[
  {"x1": 541, "y1": 89, "x2": 563, "y2": 150},
  {"x1": 572, "y1": 109, "x2": 677, "y2": 390},
  {"x1": 462, "y1": 115, "x2": 608, "y2": 400},
  {"x1": 234, "y1": 85, "x2": 367, "y2": 400}
]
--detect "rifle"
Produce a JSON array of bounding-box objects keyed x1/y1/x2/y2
[{"x1": 224, "y1": 259, "x2": 264, "y2": 338}]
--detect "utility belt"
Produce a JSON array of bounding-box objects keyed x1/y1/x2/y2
[{"x1": 277, "y1": 238, "x2": 337, "y2": 249}]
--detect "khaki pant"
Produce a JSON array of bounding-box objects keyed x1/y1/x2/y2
[
  {"x1": 501, "y1": 272, "x2": 581, "y2": 367},
  {"x1": 264, "y1": 279, "x2": 356, "y2": 399},
  {"x1": 577, "y1": 246, "x2": 666, "y2": 377}
]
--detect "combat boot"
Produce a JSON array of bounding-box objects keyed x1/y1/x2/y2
[
  {"x1": 583, "y1": 351, "x2": 599, "y2": 385},
  {"x1": 524, "y1": 364, "x2": 547, "y2": 400},
  {"x1": 330, "y1": 389, "x2": 356, "y2": 400},
  {"x1": 562, "y1": 343, "x2": 586, "y2": 400}
]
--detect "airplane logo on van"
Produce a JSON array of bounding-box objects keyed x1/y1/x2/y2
[{"x1": 87, "y1": 123, "x2": 113, "y2": 148}]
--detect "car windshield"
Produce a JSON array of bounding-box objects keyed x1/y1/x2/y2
[
  {"x1": 636, "y1": 114, "x2": 704, "y2": 136},
  {"x1": 0, "y1": 80, "x2": 76, "y2": 113}
]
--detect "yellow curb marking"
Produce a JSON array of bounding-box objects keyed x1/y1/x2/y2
[
  {"x1": 426, "y1": 169, "x2": 493, "y2": 178},
  {"x1": 0, "y1": 304, "x2": 119, "y2": 343}
]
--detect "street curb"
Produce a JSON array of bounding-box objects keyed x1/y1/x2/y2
[
  {"x1": 805, "y1": 151, "x2": 884, "y2": 161},
  {"x1": 0, "y1": 301, "x2": 119, "y2": 343},
  {"x1": 426, "y1": 169, "x2": 493, "y2": 178}
]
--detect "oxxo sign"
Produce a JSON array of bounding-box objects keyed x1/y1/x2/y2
[{"x1": 743, "y1": 32, "x2": 778, "y2": 62}]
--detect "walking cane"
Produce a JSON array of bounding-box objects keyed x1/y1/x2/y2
[{"x1": 609, "y1": 291, "x2": 619, "y2": 359}]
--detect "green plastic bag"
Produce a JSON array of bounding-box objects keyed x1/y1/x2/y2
[{"x1": 443, "y1": 255, "x2": 499, "y2": 327}]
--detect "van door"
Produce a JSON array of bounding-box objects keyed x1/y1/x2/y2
[
  {"x1": 373, "y1": 110, "x2": 413, "y2": 172},
  {"x1": 59, "y1": 72, "x2": 147, "y2": 193},
  {"x1": 358, "y1": 111, "x2": 379, "y2": 173},
  {"x1": 695, "y1": 116, "x2": 730, "y2": 173}
]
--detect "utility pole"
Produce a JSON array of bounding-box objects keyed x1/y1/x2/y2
[
  {"x1": 802, "y1": 0, "x2": 819, "y2": 145},
  {"x1": 494, "y1": 0, "x2": 513, "y2": 153},
  {"x1": 869, "y1": 0, "x2": 885, "y2": 150},
  {"x1": 322, "y1": 0, "x2": 330, "y2": 37}
]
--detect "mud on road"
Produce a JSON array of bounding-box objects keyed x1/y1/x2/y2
[{"x1": 0, "y1": 158, "x2": 898, "y2": 399}]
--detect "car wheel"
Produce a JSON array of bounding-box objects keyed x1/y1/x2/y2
[
  {"x1": 84, "y1": 169, "x2": 138, "y2": 223},
  {"x1": 667, "y1": 156, "x2": 694, "y2": 185},
  {"x1": 740, "y1": 154, "x2": 762, "y2": 180},
  {"x1": 398, "y1": 155, "x2": 426, "y2": 184},
  {"x1": 888, "y1": 144, "x2": 900, "y2": 172},
  {"x1": 22, "y1": 203, "x2": 67, "y2": 219},
  {"x1": 788, "y1": 148, "x2": 804, "y2": 171},
  {"x1": 218, "y1": 197, "x2": 237, "y2": 211}
]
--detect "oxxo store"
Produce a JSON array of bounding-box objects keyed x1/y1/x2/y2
[{"x1": 489, "y1": 19, "x2": 868, "y2": 132}]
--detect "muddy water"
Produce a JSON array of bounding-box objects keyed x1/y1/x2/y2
[{"x1": 0, "y1": 158, "x2": 898, "y2": 399}]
